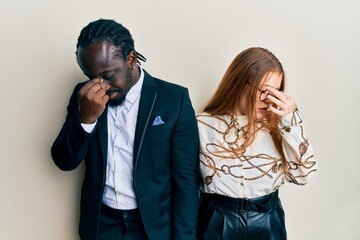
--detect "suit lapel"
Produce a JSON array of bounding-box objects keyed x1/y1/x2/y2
[
  {"x1": 133, "y1": 71, "x2": 157, "y2": 167},
  {"x1": 96, "y1": 71, "x2": 157, "y2": 178}
]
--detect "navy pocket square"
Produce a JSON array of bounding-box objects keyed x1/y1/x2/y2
[{"x1": 152, "y1": 116, "x2": 165, "y2": 126}]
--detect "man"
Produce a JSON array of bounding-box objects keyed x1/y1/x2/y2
[{"x1": 51, "y1": 19, "x2": 199, "y2": 240}]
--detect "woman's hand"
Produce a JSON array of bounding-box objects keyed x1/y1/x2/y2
[{"x1": 266, "y1": 87, "x2": 297, "y2": 117}]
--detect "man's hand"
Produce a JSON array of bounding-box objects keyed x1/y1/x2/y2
[{"x1": 78, "y1": 78, "x2": 110, "y2": 124}]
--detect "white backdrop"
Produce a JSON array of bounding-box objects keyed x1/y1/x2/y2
[{"x1": 1, "y1": 0, "x2": 359, "y2": 239}]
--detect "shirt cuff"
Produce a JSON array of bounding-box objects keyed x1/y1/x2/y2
[
  {"x1": 279, "y1": 112, "x2": 293, "y2": 127},
  {"x1": 279, "y1": 109, "x2": 301, "y2": 128},
  {"x1": 81, "y1": 120, "x2": 97, "y2": 133}
]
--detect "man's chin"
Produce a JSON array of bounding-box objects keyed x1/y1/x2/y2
[{"x1": 108, "y1": 95, "x2": 126, "y2": 107}]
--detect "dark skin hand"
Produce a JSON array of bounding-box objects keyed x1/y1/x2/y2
[
  {"x1": 76, "y1": 41, "x2": 140, "y2": 124},
  {"x1": 78, "y1": 78, "x2": 110, "y2": 124}
]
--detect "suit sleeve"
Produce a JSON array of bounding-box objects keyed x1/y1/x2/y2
[
  {"x1": 170, "y1": 88, "x2": 199, "y2": 240},
  {"x1": 51, "y1": 83, "x2": 95, "y2": 171}
]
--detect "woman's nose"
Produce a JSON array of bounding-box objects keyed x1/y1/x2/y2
[{"x1": 263, "y1": 93, "x2": 272, "y2": 103}]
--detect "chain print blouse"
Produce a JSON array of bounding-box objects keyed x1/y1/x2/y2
[{"x1": 197, "y1": 110, "x2": 317, "y2": 199}]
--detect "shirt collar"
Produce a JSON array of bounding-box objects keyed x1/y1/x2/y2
[{"x1": 125, "y1": 65, "x2": 144, "y2": 104}]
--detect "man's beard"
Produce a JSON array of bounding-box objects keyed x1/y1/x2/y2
[
  {"x1": 107, "y1": 68, "x2": 133, "y2": 107},
  {"x1": 107, "y1": 88, "x2": 127, "y2": 106}
]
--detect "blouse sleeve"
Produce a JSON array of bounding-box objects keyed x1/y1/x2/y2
[{"x1": 279, "y1": 109, "x2": 318, "y2": 185}]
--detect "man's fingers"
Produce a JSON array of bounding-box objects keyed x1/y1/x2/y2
[
  {"x1": 95, "y1": 86, "x2": 106, "y2": 96},
  {"x1": 102, "y1": 94, "x2": 109, "y2": 102},
  {"x1": 82, "y1": 78, "x2": 103, "y2": 92}
]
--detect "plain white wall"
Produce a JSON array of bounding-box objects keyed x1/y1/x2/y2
[{"x1": 1, "y1": 0, "x2": 359, "y2": 239}]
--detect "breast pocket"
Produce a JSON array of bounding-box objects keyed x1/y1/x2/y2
[
  {"x1": 147, "y1": 122, "x2": 170, "y2": 131},
  {"x1": 145, "y1": 123, "x2": 173, "y2": 146}
]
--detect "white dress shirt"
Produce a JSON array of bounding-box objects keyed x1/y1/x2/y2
[{"x1": 81, "y1": 67, "x2": 144, "y2": 209}]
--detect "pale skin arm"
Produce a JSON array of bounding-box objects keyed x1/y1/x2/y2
[
  {"x1": 78, "y1": 78, "x2": 110, "y2": 124},
  {"x1": 266, "y1": 87, "x2": 297, "y2": 116},
  {"x1": 266, "y1": 86, "x2": 318, "y2": 184}
]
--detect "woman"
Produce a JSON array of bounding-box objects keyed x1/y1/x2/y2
[{"x1": 197, "y1": 47, "x2": 317, "y2": 240}]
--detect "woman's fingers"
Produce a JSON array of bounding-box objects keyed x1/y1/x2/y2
[{"x1": 266, "y1": 88, "x2": 297, "y2": 116}]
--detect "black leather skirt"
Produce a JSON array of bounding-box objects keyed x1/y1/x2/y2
[{"x1": 197, "y1": 190, "x2": 287, "y2": 240}]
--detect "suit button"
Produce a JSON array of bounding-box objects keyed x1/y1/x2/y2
[{"x1": 123, "y1": 213, "x2": 128, "y2": 218}]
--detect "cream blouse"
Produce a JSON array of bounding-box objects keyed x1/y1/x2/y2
[{"x1": 197, "y1": 110, "x2": 317, "y2": 199}]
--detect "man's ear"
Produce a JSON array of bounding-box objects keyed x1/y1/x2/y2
[{"x1": 127, "y1": 51, "x2": 137, "y2": 68}]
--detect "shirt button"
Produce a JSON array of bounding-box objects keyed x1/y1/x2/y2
[{"x1": 240, "y1": 182, "x2": 244, "y2": 186}]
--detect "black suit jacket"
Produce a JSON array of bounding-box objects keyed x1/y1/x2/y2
[{"x1": 51, "y1": 71, "x2": 199, "y2": 240}]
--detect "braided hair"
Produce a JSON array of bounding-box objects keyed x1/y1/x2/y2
[{"x1": 76, "y1": 19, "x2": 146, "y2": 64}]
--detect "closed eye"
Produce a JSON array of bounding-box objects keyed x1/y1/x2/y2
[{"x1": 100, "y1": 72, "x2": 116, "y2": 81}]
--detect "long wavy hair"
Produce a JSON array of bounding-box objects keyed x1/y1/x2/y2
[{"x1": 203, "y1": 47, "x2": 289, "y2": 174}]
